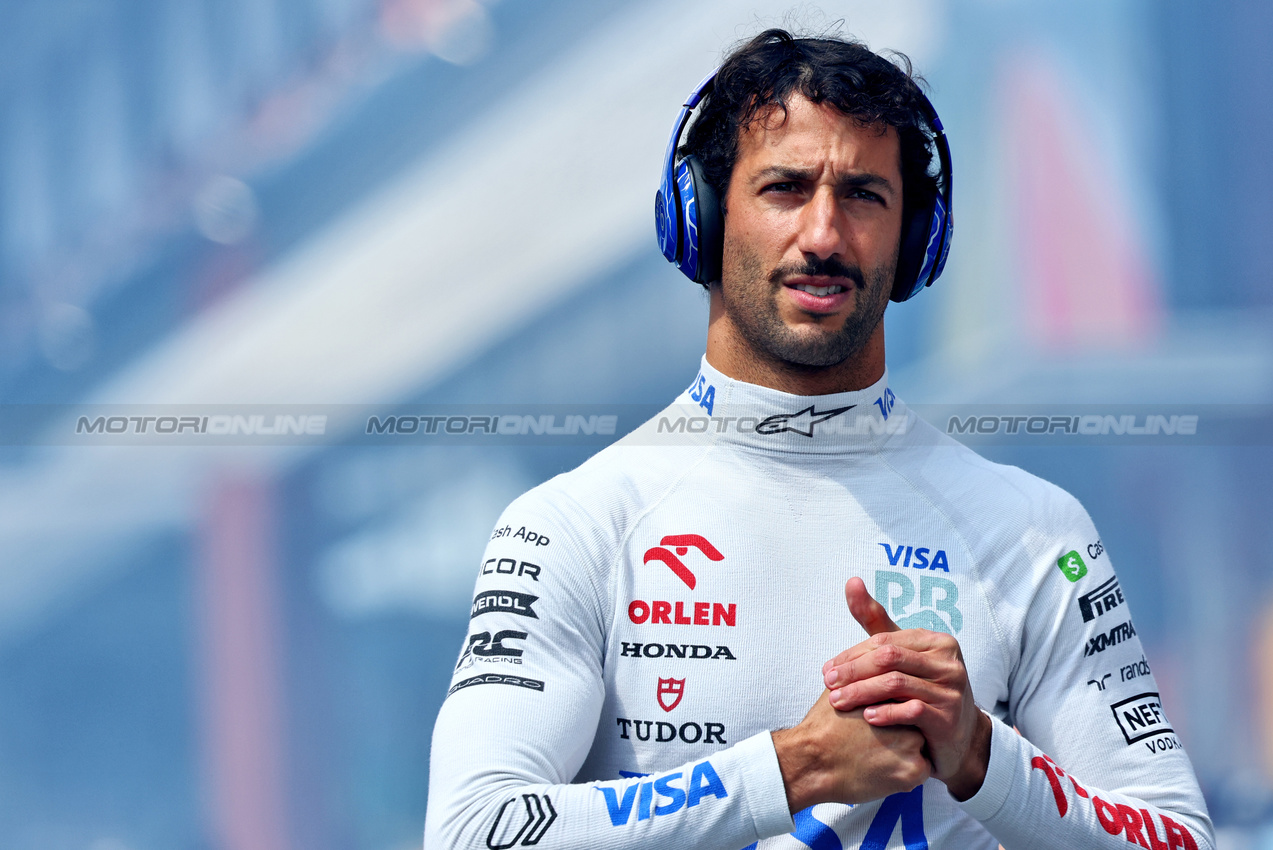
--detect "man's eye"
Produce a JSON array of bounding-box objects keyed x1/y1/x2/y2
[
  {"x1": 763, "y1": 182, "x2": 799, "y2": 194},
  {"x1": 849, "y1": 189, "x2": 884, "y2": 203}
]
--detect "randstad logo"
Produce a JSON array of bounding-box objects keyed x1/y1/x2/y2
[
  {"x1": 1057, "y1": 550, "x2": 1088, "y2": 582},
  {"x1": 879, "y1": 543, "x2": 951, "y2": 572},
  {"x1": 597, "y1": 761, "x2": 727, "y2": 826},
  {"x1": 875, "y1": 571, "x2": 962, "y2": 634}
]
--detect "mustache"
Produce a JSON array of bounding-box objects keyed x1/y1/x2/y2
[{"x1": 768, "y1": 257, "x2": 865, "y2": 287}]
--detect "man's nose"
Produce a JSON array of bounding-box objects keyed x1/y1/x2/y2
[{"x1": 796, "y1": 188, "x2": 849, "y2": 260}]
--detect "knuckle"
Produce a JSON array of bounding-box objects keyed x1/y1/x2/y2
[
  {"x1": 877, "y1": 644, "x2": 903, "y2": 666},
  {"x1": 869, "y1": 633, "x2": 891, "y2": 648},
  {"x1": 886, "y1": 671, "x2": 908, "y2": 692}
]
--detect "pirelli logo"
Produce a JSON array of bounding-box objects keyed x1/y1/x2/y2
[{"x1": 1078, "y1": 576, "x2": 1125, "y2": 622}]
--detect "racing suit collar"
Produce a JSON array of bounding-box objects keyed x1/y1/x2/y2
[{"x1": 672, "y1": 355, "x2": 908, "y2": 454}]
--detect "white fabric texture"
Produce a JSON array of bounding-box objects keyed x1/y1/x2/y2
[{"x1": 425, "y1": 356, "x2": 1214, "y2": 850}]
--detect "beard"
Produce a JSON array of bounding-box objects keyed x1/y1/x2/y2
[{"x1": 720, "y1": 247, "x2": 894, "y2": 369}]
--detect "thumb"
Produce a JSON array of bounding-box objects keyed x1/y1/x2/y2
[{"x1": 845, "y1": 576, "x2": 900, "y2": 636}]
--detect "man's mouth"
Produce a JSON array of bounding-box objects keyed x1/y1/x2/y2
[{"x1": 789, "y1": 282, "x2": 846, "y2": 296}]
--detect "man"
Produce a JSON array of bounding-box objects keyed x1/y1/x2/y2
[{"x1": 425, "y1": 30, "x2": 1213, "y2": 849}]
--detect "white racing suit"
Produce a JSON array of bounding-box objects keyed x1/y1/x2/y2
[{"x1": 425, "y1": 357, "x2": 1214, "y2": 850}]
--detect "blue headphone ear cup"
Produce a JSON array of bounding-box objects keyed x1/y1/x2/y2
[
  {"x1": 891, "y1": 191, "x2": 950, "y2": 302},
  {"x1": 655, "y1": 169, "x2": 681, "y2": 265},
  {"x1": 891, "y1": 194, "x2": 932, "y2": 302},
  {"x1": 682, "y1": 155, "x2": 722, "y2": 284}
]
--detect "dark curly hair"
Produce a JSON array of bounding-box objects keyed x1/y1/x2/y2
[{"x1": 682, "y1": 28, "x2": 938, "y2": 217}]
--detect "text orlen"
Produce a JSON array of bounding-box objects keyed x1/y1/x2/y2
[
  {"x1": 627, "y1": 600, "x2": 736, "y2": 626},
  {"x1": 597, "y1": 761, "x2": 727, "y2": 826},
  {"x1": 1031, "y1": 754, "x2": 1197, "y2": 849}
]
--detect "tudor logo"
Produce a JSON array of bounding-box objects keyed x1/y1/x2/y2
[
  {"x1": 756, "y1": 405, "x2": 854, "y2": 437},
  {"x1": 486, "y1": 793, "x2": 557, "y2": 848},
  {"x1": 657, "y1": 677, "x2": 685, "y2": 712},
  {"x1": 643, "y1": 534, "x2": 723, "y2": 589}
]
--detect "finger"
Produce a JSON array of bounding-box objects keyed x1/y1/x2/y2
[
  {"x1": 863, "y1": 699, "x2": 931, "y2": 728},
  {"x1": 846, "y1": 576, "x2": 900, "y2": 636},
  {"x1": 822, "y1": 627, "x2": 952, "y2": 676},
  {"x1": 824, "y1": 641, "x2": 949, "y2": 689},
  {"x1": 828, "y1": 671, "x2": 942, "y2": 712}
]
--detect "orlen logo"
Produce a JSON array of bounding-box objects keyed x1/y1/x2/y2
[
  {"x1": 628, "y1": 600, "x2": 736, "y2": 627},
  {"x1": 643, "y1": 534, "x2": 723, "y2": 589}
]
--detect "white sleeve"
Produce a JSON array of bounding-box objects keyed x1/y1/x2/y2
[
  {"x1": 959, "y1": 499, "x2": 1215, "y2": 850},
  {"x1": 423, "y1": 488, "x2": 794, "y2": 850}
]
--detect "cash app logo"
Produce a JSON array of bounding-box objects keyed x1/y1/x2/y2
[{"x1": 1057, "y1": 550, "x2": 1088, "y2": 582}]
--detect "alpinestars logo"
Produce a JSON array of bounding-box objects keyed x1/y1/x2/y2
[
  {"x1": 657, "y1": 678, "x2": 685, "y2": 712},
  {"x1": 486, "y1": 793, "x2": 557, "y2": 848},
  {"x1": 643, "y1": 534, "x2": 723, "y2": 589},
  {"x1": 756, "y1": 405, "x2": 854, "y2": 437}
]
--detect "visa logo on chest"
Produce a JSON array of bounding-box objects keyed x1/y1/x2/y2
[{"x1": 879, "y1": 543, "x2": 950, "y2": 571}]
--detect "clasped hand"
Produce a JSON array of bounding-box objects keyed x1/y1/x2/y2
[
  {"x1": 823, "y1": 576, "x2": 990, "y2": 801},
  {"x1": 774, "y1": 577, "x2": 990, "y2": 813}
]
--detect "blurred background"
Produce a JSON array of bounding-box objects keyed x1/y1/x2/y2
[{"x1": 1, "y1": 0, "x2": 1271, "y2": 848}]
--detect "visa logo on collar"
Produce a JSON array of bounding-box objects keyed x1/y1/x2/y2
[
  {"x1": 880, "y1": 543, "x2": 951, "y2": 571},
  {"x1": 687, "y1": 372, "x2": 715, "y2": 415},
  {"x1": 874, "y1": 387, "x2": 897, "y2": 420}
]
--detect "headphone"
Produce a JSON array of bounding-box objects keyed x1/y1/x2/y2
[{"x1": 654, "y1": 68, "x2": 953, "y2": 302}]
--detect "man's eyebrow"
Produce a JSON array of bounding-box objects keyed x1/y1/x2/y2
[{"x1": 751, "y1": 166, "x2": 897, "y2": 197}]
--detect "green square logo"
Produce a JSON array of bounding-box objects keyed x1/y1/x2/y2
[{"x1": 1057, "y1": 550, "x2": 1088, "y2": 582}]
